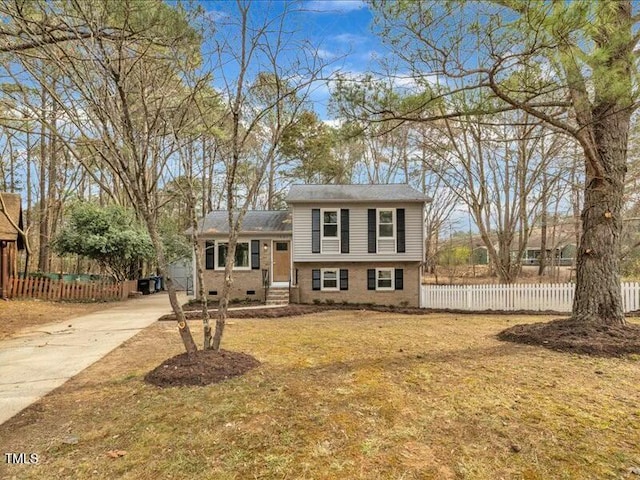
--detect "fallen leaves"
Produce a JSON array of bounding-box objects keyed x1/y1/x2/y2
[{"x1": 106, "y1": 450, "x2": 127, "y2": 459}]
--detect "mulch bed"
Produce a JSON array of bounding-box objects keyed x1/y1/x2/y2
[
  {"x1": 497, "y1": 318, "x2": 640, "y2": 357},
  {"x1": 144, "y1": 349, "x2": 260, "y2": 387},
  {"x1": 163, "y1": 302, "x2": 628, "y2": 322},
  {"x1": 159, "y1": 304, "x2": 446, "y2": 321}
]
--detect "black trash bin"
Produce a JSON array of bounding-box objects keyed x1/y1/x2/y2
[{"x1": 137, "y1": 278, "x2": 151, "y2": 295}]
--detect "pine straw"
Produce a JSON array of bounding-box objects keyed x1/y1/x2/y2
[
  {"x1": 498, "y1": 318, "x2": 640, "y2": 357},
  {"x1": 1, "y1": 312, "x2": 639, "y2": 480}
]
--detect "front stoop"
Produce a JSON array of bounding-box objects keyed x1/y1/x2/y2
[{"x1": 266, "y1": 287, "x2": 289, "y2": 306}]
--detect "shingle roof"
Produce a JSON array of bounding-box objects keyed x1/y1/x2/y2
[
  {"x1": 188, "y1": 210, "x2": 292, "y2": 236},
  {"x1": 285, "y1": 184, "x2": 430, "y2": 203}
]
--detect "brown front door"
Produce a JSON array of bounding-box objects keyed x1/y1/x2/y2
[{"x1": 272, "y1": 241, "x2": 290, "y2": 283}]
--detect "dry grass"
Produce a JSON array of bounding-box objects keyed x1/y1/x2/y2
[
  {"x1": 0, "y1": 299, "x2": 119, "y2": 340},
  {"x1": 1, "y1": 311, "x2": 639, "y2": 479}
]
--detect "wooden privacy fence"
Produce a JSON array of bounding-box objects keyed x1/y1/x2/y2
[
  {"x1": 420, "y1": 282, "x2": 640, "y2": 313},
  {"x1": 6, "y1": 277, "x2": 138, "y2": 301}
]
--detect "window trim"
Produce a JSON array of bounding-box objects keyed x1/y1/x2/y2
[
  {"x1": 321, "y1": 208, "x2": 340, "y2": 240},
  {"x1": 377, "y1": 208, "x2": 396, "y2": 240},
  {"x1": 375, "y1": 268, "x2": 394, "y2": 291},
  {"x1": 321, "y1": 268, "x2": 340, "y2": 291},
  {"x1": 216, "y1": 241, "x2": 251, "y2": 271}
]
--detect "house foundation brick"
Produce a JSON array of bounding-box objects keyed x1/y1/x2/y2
[
  {"x1": 200, "y1": 270, "x2": 266, "y2": 302},
  {"x1": 294, "y1": 261, "x2": 421, "y2": 307}
]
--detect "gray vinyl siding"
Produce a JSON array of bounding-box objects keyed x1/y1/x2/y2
[
  {"x1": 292, "y1": 203, "x2": 424, "y2": 262},
  {"x1": 377, "y1": 237, "x2": 395, "y2": 254},
  {"x1": 322, "y1": 238, "x2": 340, "y2": 253}
]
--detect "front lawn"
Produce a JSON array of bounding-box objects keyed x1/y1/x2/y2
[
  {"x1": 1, "y1": 311, "x2": 639, "y2": 479},
  {"x1": 0, "y1": 299, "x2": 120, "y2": 340}
]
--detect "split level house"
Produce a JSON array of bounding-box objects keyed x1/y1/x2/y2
[{"x1": 191, "y1": 184, "x2": 430, "y2": 307}]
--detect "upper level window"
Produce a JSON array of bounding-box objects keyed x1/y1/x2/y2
[
  {"x1": 378, "y1": 209, "x2": 395, "y2": 238},
  {"x1": 217, "y1": 242, "x2": 250, "y2": 269},
  {"x1": 323, "y1": 210, "x2": 338, "y2": 238}
]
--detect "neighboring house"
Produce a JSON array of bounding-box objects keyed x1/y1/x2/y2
[
  {"x1": 0, "y1": 193, "x2": 25, "y2": 299},
  {"x1": 446, "y1": 225, "x2": 578, "y2": 267},
  {"x1": 286, "y1": 184, "x2": 429, "y2": 307},
  {"x1": 190, "y1": 184, "x2": 430, "y2": 307},
  {"x1": 190, "y1": 210, "x2": 292, "y2": 302},
  {"x1": 521, "y1": 224, "x2": 577, "y2": 267},
  {"x1": 521, "y1": 244, "x2": 576, "y2": 266}
]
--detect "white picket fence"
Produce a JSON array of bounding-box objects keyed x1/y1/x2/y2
[{"x1": 420, "y1": 282, "x2": 640, "y2": 313}]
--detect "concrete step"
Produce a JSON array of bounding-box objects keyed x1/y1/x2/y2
[{"x1": 266, "y1": 288, "x2": 289, "y2": 306}]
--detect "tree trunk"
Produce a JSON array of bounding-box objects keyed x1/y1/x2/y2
[
  {"x1": 212, "y1": 238, "x2": 236, "y2": 351},
  {"x1": 572, "y1": 108, "x2": 629, "y2": 326},
  {"x1": 267, "y1": 156, "x2": 275, "y2": 209},
  {"x1": 538, "y1": 209, "x2": 547, "y2": 276},
  {"x1": 144, "y1": 210, "x2": 198, "y2": 354},
  {"x1": 38, "y1": 84, "x2": 49, "y2": 272},
  {"x1": 187, "y1": 142, "x2": 211, "y2": 350},
  {"x1": 26, "y1": 128, "x2": 31, "y2": 231}
]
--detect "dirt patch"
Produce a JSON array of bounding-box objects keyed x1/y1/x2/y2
[
  {"x1": 144, "y1": 349, "x2": 260, "y2": 387},
  {"x1": 497, "y1": 318, "x2": 640, "y2": 357}
]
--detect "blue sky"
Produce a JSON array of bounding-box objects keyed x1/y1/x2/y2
[{"x1": 200, "y1": 0, "x2": 383, "y2": 119}]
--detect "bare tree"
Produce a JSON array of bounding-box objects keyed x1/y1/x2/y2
[
  {"x1": 372, "y1": 0, "x2": 639, "y2": 327},
  {"x1": 5, "y1": 0, "x2": 203, "y2": 353},
  {"x1": 422, "y1": 104, "x2": 565, "y2": 283},
  {"x1": 205, "y1": 0, "x2": 330, "y2": 351}
]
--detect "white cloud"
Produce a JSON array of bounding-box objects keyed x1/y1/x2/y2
[
  {"x1": 305, "y1": 0, "x2": 367, "y2": 14},
  {"x1": 204, "y1": 9, "x2": 230, "y2": 22},
  {"x1": 317, "y1": 48, "x2": 337, "y2": 60},
  {"x1": 323, "y1": 118, "x2": 344, "y2": 128},
  {"x1": 331, "y1": 32, "x2": 368, "y2": 45}
]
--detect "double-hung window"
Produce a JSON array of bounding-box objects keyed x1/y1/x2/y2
[
  {"x1": 322, "y1": 210, "x2": 339, "y2": 238},
  {"x1": 378, "y1": 209, "x2": 395, "y2": 238},
  {"x1": 217, "y1": 242, "x2": 250, "y2": 270},
  {"x1": 321, "y1": 268, "x2": 339, "y2": 291},
  {"x1": 376, "y1": 268, "x2": 394, "y2": 290}
]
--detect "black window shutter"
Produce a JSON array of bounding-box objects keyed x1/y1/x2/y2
[
  {"x1": 396, "y1": 208, "x2": 405, "y2": 253},
  {"x1": 251, "y1": 240, "x2": 260, "y2": 270},
  {"x1": 340, "y1": 209, "x2": 349, "y2": 253},
  {"x1": 312, "y1": 209, "x2": 320, "y2": 253},
  {"x1": 368, "y1": 209, "x2": 377, "y2": 253},
  {"x1": 367, "y1": 269, "x2": 376, "y2": 290},
  {"x1": 205, "y1": 241, "x2": 215, "y2": 270},
  {"x1": 395, "y1": 268, "x2": 404, "y2": 290},
  {"x1": 312, "y1": 269, "x2": 321, "y2": 290},
  {"x1": 340, "y1": 269, "x2": 348, "y2": 290}
]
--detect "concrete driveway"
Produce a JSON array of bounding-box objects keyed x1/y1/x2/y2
[{"x1": 0, "y1": 293, "x2": 186, "y2": 425}]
